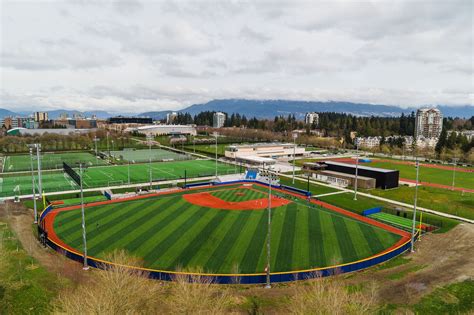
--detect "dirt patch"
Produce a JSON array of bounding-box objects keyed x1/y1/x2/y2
[
  {"x1": 183, "y1": 191, "x2": 291, "y2": 210},
  {"x1": 0, "y1": 201, "x2": 88, "y2": 284},
  {"x1": 345, "y1": 223, "x2": 474, "y2": 305}
]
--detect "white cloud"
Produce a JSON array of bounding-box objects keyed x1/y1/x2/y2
[{"x1": 0, "y1": 0, "x2": 472, "y2": 113}]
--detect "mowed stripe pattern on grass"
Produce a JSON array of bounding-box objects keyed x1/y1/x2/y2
[
  {"x1": 210, "y1": 188, "x2": 267, "y2": 202},
  {"x1": 53, "y1": 189, "x2": 402, "y2": 274}
]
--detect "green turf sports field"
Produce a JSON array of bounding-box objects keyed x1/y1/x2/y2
[
  {"x1": 367, "y1": 160, "x2": 473, "y2": 190},
  {"x1": 2, "y1": 152, "x2": 106, "y2": 173},
  {"x1": 110, "y1": 148, "x2": 191, "y2": 163},
  {"x1": 52, "y1": 184, "x2": 403, "y2": 274},
  {"x1": 0, "y1": 159, "x2": 236, "y2": 198}
]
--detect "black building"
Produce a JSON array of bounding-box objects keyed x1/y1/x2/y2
[
  {"x1": 323, "y1": 161, "x2": 399, "y2": 189},
  {"x1": 107, "y1": 116, "x2": 153, "y2": 124}
]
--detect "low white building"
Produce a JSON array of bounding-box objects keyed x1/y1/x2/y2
[
  {"x1": 415, "y1": 136, "x2": 438, "y2": 148},
  {"x1": 125, "y1": 124, "x2": 197, "y2": 136},
  {"x1": 448, "y1": 130, "x2": 474, "y2": 142},
  {"x1": 355, "y1": 136, "x2": 381, "y2": 148},
  {"x1": 225, "y1": 143, "x2": 305, "y2": 159}
]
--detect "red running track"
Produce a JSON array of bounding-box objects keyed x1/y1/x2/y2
[
  {"x1": 400, "y1": 178, "x2": 474, "y2": 193},
  {"x1": 329, "y1": 157, "x2": 474, "y2": 173}
]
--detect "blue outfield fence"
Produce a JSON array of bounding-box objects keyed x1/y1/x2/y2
[
  {"x1": 44, "y1": 236, "x2": 412, "y2": 284},
  {"x1": 103, "y1": 191, "x2": 112, "y2": 200},
  {"x1": 183, "y1": 181, "x2": 213, "y2": 188},
  {"x1": 280, "y1": 185, "x2": 312, "y2": 197},
  {"x1": 39, "y1": 204, "x2": 54, "y2": 222},
  {"x1": 362, "y1": 207, "x2": 382, "y2": 216}
]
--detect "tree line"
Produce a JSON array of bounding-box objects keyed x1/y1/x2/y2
[{"x1": 169, "y1": 110, "x2": 473, "y2": 138}]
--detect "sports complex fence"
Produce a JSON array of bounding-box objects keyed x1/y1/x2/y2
[
  {"x1": 0, "y1": 163, "x2": 238, "y2": 198},
  {"x1": 39, "y1": 179, "x2": 413, "y2": 284}
]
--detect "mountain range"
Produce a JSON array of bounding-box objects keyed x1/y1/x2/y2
[
  {"x1": 138, "y1": 99, "x2": 474, "y2": 120},
  {"x1": 1, "y1": 99, "x2": 473, "y2": 120}
]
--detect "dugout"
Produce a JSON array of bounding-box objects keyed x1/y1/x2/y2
[{"x1": 323, "y1": 161, "x2": 399, "y2": 189}]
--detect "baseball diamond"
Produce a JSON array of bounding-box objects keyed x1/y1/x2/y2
[{"x1": 43, "y1": 182, "x2": 410, "y2": 277}]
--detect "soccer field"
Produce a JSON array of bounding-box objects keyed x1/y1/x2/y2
[
  {"x1": 2, "y1": 152, "x2": 106, "y2": 173},
  {"x1": 0, "y1": 159, "x2": 236, "y2": 197},
  {"x1": 49, "y1": 184, "x2": 404, "y2": 274},
  {"x1": 110, "y1": 148, "x2": 191, "y2": 163}
]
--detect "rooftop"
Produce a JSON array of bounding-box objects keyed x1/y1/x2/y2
[{"x1": 324, "y1": 160, "x2": 397, "y2": 173}]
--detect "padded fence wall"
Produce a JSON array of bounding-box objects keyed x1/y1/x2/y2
[
  {"x1": 362, "y1": 207, "x2": 382, "y2": 216},
  {"x1": 44, "y1": 235, "x2": 412, "y2": 284}
]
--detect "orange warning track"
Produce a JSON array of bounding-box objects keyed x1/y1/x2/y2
[
  {"x1": 183, "y1": 191, "x2": 291, "y2": 210},
  {"x1": 43, "y1": 181, "x2": 411, "y2": 263}
]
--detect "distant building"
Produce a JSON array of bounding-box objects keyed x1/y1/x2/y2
[
  {"x1": 124, "y1": 124, "x2": 197, "y2": 136},
  {"x1": 6, "y1": 127, "x2": 93, "y2": 136},
  {"x1": 107, "y1": 116, "x2": 153, "y2": 124},
  {"x1": 1, "y1": 117, "x2": 37, "y2": 130},
  {"x1": 59, "y1": 112, "x2": 68, "y2": 120},
  {"x1": 415, "y1": 108, "x2": 443, "y2": 138},
  {"x1": 34, "y1": 112, "x2": 48, "y2": 122},
  {"x1": 448, "y1": 130, "x2": 474, "y2": 142},
  {"x1": 305, "y1": 112, "x2": 319, "y2": 126},
  {"x1": 355, "y1": 136, "x2": 381, "y2": 149},
  {"x1": 225, "y1": 143, "x2": 305, "y2": 159},
  {"x1": 166, "y1": 112, "x2": 178, "y2": 124},
  {"x1": 213, "y1": 112, "x2": 226, "y2": 128},
  {"x1": 323, "y1": 161, "x2": 399, "y2": 189}
]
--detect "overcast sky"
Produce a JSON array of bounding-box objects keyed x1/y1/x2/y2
[{"x1": 1, "y1": 0, "x2": 473, "y2": 114}]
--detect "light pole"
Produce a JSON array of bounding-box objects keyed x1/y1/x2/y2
[
  {"x1": 147, "y1": 134, "x2": 153, "y2": 188},
  {"x1": 292, "y1": 133, "x2": 298, "y2": 184},
  {"x1": 451, "y1": 156, "x2": 458, "y2": 191},
  {"x1": 93, "y1": 136, "x2": 100, "y2": 165},
  {"x1": 29, "y1": 148, "x2": 37, "y2": 224},
  {"x1": 353, "y1": 143, "x2": 359, "y2": 201},
  {"x1": 106, "y1": 131, "x2": 110, "y2": 157},
  {"x1": 79, "y1": 163, "x2": 89, "y2": 270},
  {"x1": 410, "y1": 158, "x2": 420, "y2": 252},
  {"x1": 265, "y1": 164, "x2": 273, "y2": 289},
  {"x1": 213, "y1": 132, "x2": 218, "y2": 179}
]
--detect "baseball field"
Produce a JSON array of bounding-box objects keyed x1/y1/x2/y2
[{"x1": 46, "y1": 183, "x2": 407, "y2": 274}]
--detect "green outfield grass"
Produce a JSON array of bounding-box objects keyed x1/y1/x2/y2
[
  {"x1": 2, "y1": 152, "x2": 107, "y2": 173},
  {"x1": 0, "y1": 159, "x2": 236, "y2": 198},
  {"x1": 110, "y1": 148, "x2": 191, "y2": 163},
  {"x1": 279, "y1": 176, "x2": 338, "y2": 196},
  {"x1": 52, "y1": 184, "x2": 402, "y2": 274}
]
